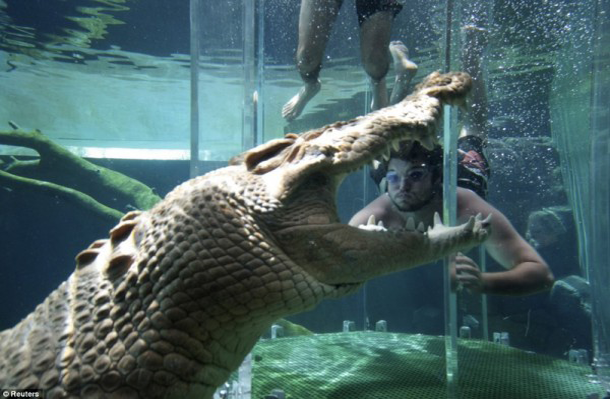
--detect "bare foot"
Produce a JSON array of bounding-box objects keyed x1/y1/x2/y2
[
  {"x1": 282, "y1": 80, "x2": 321, "y2": 121},
  {"x1": 389, "y1": 40, "x2": 418, "y2": 104}
]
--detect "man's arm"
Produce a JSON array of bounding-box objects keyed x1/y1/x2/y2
[{"x1": 457, "y1": 189, "x2": 555, "y2": 295}]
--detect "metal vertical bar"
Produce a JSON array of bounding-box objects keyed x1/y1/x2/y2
[
  {"x1": 589, "y1": 0, "x2": 610, "y2": 393},
  {"x1": 444, "y1": 0, "x2": 453, "y2": 73},
  {"x1": 442, "y1": 0, "x2": 459, "y2": 397},
  {"x1": 443, "y1": 105, "x2": 459, "y2": 399},
  {"x1": 237, "y1": 2, "x2": 260, "y2": 396},
  {"x1": 256, "y1": 0, "x2": 265, "y2": 146},
  {"x1": 462, "y1": 0, "x2": 493, "y2": 345},
  {"x1": 242, "y1": 0, "x2": 257, "y2": 151},
  {"x1": 361, "y1": 167, "x2": 372, "y2": 331},
  {"x1": 478, "y1": 246, "x2": 489, "y2": 341},
  {"x1": 189, "y1": 0, "x2": 201, "y2": 178}
]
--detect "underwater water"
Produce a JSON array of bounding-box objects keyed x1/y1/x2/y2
[{"x1": 1, "y1": 0, "x2": 607, "y2": 397}]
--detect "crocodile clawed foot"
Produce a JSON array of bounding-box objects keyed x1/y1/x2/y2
[{"x1": 470, "y1": 213, "x2": 492, "y2": 237}]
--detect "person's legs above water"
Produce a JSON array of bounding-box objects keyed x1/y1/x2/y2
[
  {"x1": 388, "y1": 40, "x2": 418, "y2": 105},
  {"x1": 359, "y1": 9, "x2": 393, "y2": 111},
  {"x1": 358, "y1": 0, "x2": 404, "y2": 111},
  {"x1": 282, "y1": 0, "x2": 342, "y2": 121}
]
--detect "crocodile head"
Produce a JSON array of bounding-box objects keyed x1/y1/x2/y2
[
  {"x1": 225, "y1": 70, "x2": 487, "y2": 288},
  {"x1": 0, "y1": 71, "x2": 490, "y2": 399}
]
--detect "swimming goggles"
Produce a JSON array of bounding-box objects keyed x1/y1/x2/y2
[{"x1": 386, "y1": 167, "x2": 429, "y2": 186}]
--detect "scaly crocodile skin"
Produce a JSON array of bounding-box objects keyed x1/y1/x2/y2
[{"x1": 0, "y1": 72, "x2": 490, "y2": 399}]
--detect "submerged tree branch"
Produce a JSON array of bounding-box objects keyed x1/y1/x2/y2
[
  {"x1": 0, "y1": 170, "x2": 125, "y2": 223},
  {"x1": 0, "y1": 128, "x2": 163, "y2": 222}
]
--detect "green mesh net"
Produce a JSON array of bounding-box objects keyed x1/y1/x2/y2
[{"x1": 250, "y1": 332, "x2": 600, "y2": 399}]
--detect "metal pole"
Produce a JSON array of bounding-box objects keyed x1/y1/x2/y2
[
  {"x1": 256, "y1": 0, "x2": 265, "y2": 145},
  {"x1": 589, "y1": 0, "x2": 610, "y2": 393},
  {"x1": 443, "y1": 105, "x2": 459, "y2": 399},
  {"x1": 189, "y1": 0, "x2": 201, "y2": 178},
  {"x1": 442, "y1": 1, "x2": 459, "y2": 397},
  {"x1": 242, "y1": 0, "x2": 257, "y2": 151},
  {"x1": 479, "y1": 246, "x2": 489, "y2": 341}
]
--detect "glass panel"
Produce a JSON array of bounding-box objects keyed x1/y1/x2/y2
[
  {"x1": 0, "y1": 0, "x2": 195, "y2": 331},
  {"x1": 454, "y1": 0, "x2": 604, "y2": 397},
  {"x1": 587, "y1": 0, "x2": 609, "y2": 393},
  {"x1": 0, "y1": 0, "x2": 192, "y2": 159},
  {"x1": 546, "y1": 0, "x2": 595, "y2": 361},
  {"x1": 442, "y1": 4, "x2": 463, "y2": 398},
  {"x1": 3, "y1": 0, "x2": 607, "y2": 397},
  {"x1": 277, "y1": 0, "x2": 450, "y2": 329},
  {"x1": 261, "y1": 0, "x2": 369, "y2": 140},
  {"x1": 193, "y1": 0, "x2": 247, "y2": 160},
  {"x1": 254, "y1": 1, "x2": 454, "y2": 398},
  {"x1": 268, "y1": 0, "x2": 373, "y2": 333}
]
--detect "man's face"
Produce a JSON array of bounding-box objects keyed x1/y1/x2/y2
[{"x1": 386, "y1": 157, "x2": 436, "y2": 212}]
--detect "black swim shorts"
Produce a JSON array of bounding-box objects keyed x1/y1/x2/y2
[
  {"x1": 337, "y1": 0, "x2": 404, "y2": 25},
  {"x1": 457, "y1": 135, "x2": 490, "y2": 199}
]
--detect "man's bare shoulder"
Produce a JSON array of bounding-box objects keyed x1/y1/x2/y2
[
  {"x1": 349, "y1": 194, "x2": 392, "y2": 226},
  {"x1": 456, "y1": 187, "x2": 496, "y2": 220}
]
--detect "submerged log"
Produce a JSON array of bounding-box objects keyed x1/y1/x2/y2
[{"x1": 0, "y1": 127, "x2": 162, "y2": 222}]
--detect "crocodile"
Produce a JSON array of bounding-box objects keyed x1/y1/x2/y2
[{"x1": 0, "y1": 71, "x2": 490, "y2": 399}]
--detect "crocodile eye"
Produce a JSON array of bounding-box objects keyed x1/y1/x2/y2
[{"x1": 134, "y1": 225, "x2": 146, "y2": 247}]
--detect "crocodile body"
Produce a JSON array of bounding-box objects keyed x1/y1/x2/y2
[{"x1": 0, "y1": 72, "x2": 490, "y2": 399}]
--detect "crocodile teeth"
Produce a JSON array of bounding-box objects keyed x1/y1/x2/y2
[
  {"x1": 371, "y1": 159, "x2": 381, "y2": 169},
  {"x1": 392, "y1": 139, "x2": 401, "y2": 152},
  {"x1": 433, "y1": 211, "x2": 443, "y2": 227},
  {"x1": 357, "y1": 214, "x2": 388, "y2": 232},
  {"x1": 405, "y1": 217, "x2": 416, "y2": 231},
  {"x1": 367, "y1": 214, "x2": 376, "y2": 226},
  {"x1": 382, "y1": 148, "x2": 391, "y2": 161},
  {"x1": 358, "y1": 223, "x2": 387, "y2": 232},
  {"x1": 428, "y1": 212, "x2": 444, "y2": 234},
  {"x1": 421, "y1": 135, "x2": 435, "y2": 150},
  {"x1": 417, "y1": 222, "x2": 426, "y2": 232}
]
